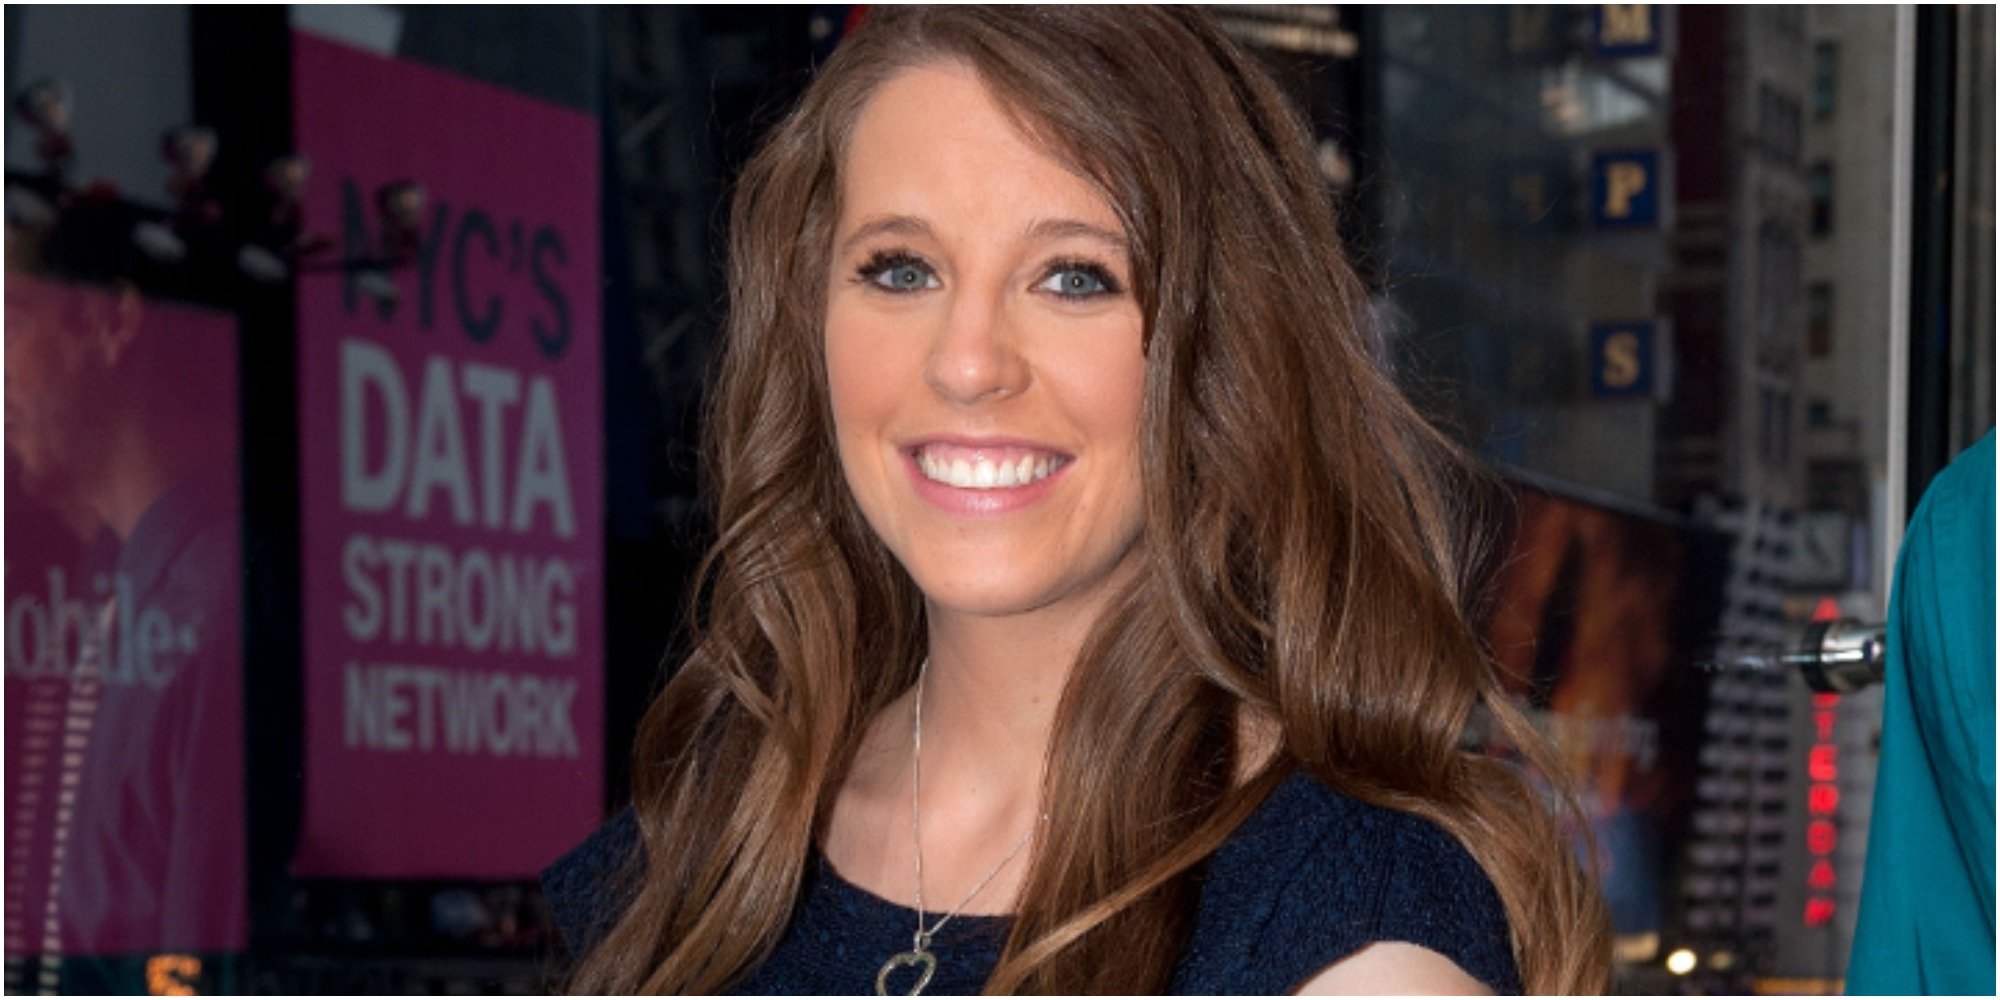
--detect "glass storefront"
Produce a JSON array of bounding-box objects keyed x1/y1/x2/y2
[{"x1": 1226, "y1": 5, "x2": 1991, "y2": 992}]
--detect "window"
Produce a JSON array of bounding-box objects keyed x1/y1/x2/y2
[
  {"x1": 1758, "y1": 85, "x2": 1803, "y2": 166},
  {"x1": 1781, "y1": 95, "x2": 1802, "y2": 165},
  {"x1": 1809, "y1": 162, "x2": 1834, "y2": 236},
  {"x1": 1807, "y1": 282, "x2": 1833, "y2": 357},
  {"x1": 1760, "y1": 387, "x2": 1780, "y2": 464},
  {"x1": 1812, "y1": 42, "x2": 1839, "y2": 118},
  {"x1": 1759, "y1": 387, "x2": 1795, "y2": 466}
]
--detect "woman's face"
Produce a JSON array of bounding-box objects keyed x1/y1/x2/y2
[{"x1": 825, "y1": 62, "x2": 1148, "y2": 625}]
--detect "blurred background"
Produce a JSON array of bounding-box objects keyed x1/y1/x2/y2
[{"x1": 1, "y1": 5, "x2": 1991, "y2": 994}]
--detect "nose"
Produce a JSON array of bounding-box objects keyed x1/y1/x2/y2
[{"x1": 924, "y1": 282, "x2": 1029, "y2": 405}]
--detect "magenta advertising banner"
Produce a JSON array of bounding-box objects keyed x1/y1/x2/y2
[
  {"x1": 292, "y1": 30, "x2": 603, "y2": 879},
  {"x1": 4, "y1": 278, "x2": 247, "y2": 960}
]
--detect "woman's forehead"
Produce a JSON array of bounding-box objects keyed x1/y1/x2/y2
[{"x1": 834, "y1": 63, "x2": 1127, "y2": 245}]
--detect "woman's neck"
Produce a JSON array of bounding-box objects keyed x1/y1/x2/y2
[
  {"x1": 822, "y1": 585, "x2": 1124, "y2": 914},
  {"x1": 914, "y1": 613, "x2": 1073, "y2": 784}
]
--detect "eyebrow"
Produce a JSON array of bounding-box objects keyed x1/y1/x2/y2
[
  {"x1": 835, "y1": 214, "x2": 934, "y2": 257},
  {"x1": 1023, "y1": 217, "x2": 1128, "y2": 253},
  {"x1": 833, "y1": 214, "x2": 1130, "y2": 257}
]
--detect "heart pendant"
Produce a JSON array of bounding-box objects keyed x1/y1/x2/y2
[{"x1": 875, "y1": 948, "x2": 937, "y2": 996}]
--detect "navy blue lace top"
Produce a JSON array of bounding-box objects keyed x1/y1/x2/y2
[{"x1": 542, "y1": 773, "x2": 1521, "y2": 994}]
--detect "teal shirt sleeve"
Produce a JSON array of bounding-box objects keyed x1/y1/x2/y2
[{"x1": 1847, "y1": 431, "x2": 1996, "y2": 995}]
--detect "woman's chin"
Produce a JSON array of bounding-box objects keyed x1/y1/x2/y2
[
  {"x1": 907, "y1": 555, "x2": 1141, "y2": 627},
  {"x1": 913, "y1": 578, "x2": 1061, "y2": 621}
]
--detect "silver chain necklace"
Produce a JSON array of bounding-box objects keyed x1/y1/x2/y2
[{"x1": 874, "y1": 660, "x2": 1041, "y2": 996}]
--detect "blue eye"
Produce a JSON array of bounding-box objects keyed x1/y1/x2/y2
[
  {"x1": 1036, "y1": 260, "x2": 1122, "y2": 299},
  {"x1": 1041, "y1": 270, "x2": 1104, "y2": 296},
  {"x1": 879, "y1": 264, "x2": 936, "y2": 291},
  {"x1": 858, "y1": 251, "x2": 940, "y2": 293}
]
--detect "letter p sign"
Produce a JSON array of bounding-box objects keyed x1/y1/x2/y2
[
  {"x1": 1590, "y1": 150, "x2": 1661, "y2": 229},
  {"x1": 1605, "y1": 163, "x2": 1647, "y2": 217}
]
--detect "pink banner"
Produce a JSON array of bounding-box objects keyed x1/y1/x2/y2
[
  {"x1": 293, "y1": 31, "x2": 603, "y2": 879},
  {"x1": 4, "y1": 278, "x2": 247, "y2": 956}
]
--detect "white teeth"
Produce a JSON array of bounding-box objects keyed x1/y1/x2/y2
[{"x1": 918, "y1": 449, "x2": 1065, "y2": 490}]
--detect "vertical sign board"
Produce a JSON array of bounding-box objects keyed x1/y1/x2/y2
[
  {"x1": 1590, "y1": 149, "x2": 1662, "y2": 230},
  {"x1": 292, "y1": 31, "x2": 603, "y2": 878},
  {"x1": 1801, "y1": 691, "x2": 1841, "y2": 928},
  {"x1": 1588, "y1": 321, "x2": 1658, "y2": 399},
  {"x1": 4, "y1": 281, "x2": 247, "y2": 961},
  {"x1": 1591, "y1": 5, "x2": 1663, "y2": 58}
]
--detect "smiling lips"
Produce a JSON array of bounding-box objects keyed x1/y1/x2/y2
[{"x1": 912, "y1": 442, "x2": 1070, "y2": 491}]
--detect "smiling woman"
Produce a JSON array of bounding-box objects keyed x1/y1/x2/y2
[
  {"x1": 825, "y1": 62, "x2": 1149, "y2": 627},
  {"x1": 547, "y1": 7, "x2": 1611, "y2": 995}
]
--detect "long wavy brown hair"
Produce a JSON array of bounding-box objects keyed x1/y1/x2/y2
[{"x1": 570, "y1": 7, "x2": 1611, "y2": 994}]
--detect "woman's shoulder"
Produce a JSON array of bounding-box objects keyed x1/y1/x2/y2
[
  {"x1": 1207, "y1": 771, "x2": 1494, "y2": 893},
  {"x1": 541, "y1": 807, "x2": 642, "y2": 959},
  {"x1": 1171, "y1": 771, "x2": 1521, "y2": 994}
]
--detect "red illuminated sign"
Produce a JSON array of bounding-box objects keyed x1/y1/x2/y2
[{"x1": 1802, "y1": 692, "x2": 1839, "y2": 928}]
